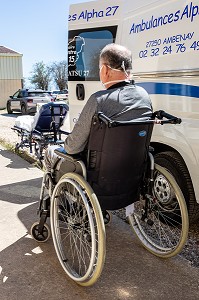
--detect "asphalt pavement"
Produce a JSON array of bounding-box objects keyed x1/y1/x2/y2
[{"x1": 1, "y1": 110, "x2": 199, "y2": 299}]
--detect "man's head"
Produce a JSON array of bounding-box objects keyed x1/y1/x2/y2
[{"x1": 99, "y1": 44, "x2": 132, "y2": 89}]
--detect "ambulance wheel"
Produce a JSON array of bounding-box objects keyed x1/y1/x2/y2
[{"x1": 155, "y1": 151, "x2": 199, "y2": 224}]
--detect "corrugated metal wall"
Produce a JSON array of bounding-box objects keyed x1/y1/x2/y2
[
  {"x1": 0, "y1": 55, "x2": 23, "y2": 79},
  {"x1": 0, "y1": 54, "x2": 23, "y2": 108},
  {"x1": 0, "y1": 79, "x2": 22, "y2": 109}
]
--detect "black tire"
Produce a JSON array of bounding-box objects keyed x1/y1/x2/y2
[
  {"x1": 102, "y1": 210, "x2": 112, "y2": 225},
  {"x1": 155, "y1": 151, "x2": 199, "y2": 224},
  {"x1": 21, "y1": 104, "x2": 27, "y2": 115},
  {"x1": 15, "y1": 143, "x2": 20, "y2": 151},
  {"x1": 30, "y1": 222, "x2": 51, "y2": 242},
  {"x1": 50, "y1": 173, "x2": 106, "y2": 286},
  {"x1": 34, "y1": 142, "x2": 42, "y2": 159},
  {"x1": 7, "y1": 102, "x2": 13, "y2": 114}
]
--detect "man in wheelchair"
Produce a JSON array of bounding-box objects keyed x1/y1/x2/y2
[
  {"x1": 44, "y1": 43, "x2": 152, "y2": 182},
  {"x1": 31, "y1": 44, "x2": 188, "y2": 287},
  {"x1": 43, "y1": 43, "x2": 152, "y2": 222}
]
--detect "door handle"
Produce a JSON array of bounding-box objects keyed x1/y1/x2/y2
[{"x1": 76, "y1": 84, "x2": 85, "y2": 100}]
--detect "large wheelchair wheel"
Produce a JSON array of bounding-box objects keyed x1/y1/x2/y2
[
  {"x1": 129, "y1": 164, "x2": 189, "y2": 258},
  {"x1": 50, "y1": 173, "x2": 106, "y2": 286}
]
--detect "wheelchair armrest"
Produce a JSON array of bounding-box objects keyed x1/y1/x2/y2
[
  {"x1": 12, "y1": 125, "x2": 24, "y2": 131},
  {"x1": 54, "y1": 148, "x2": 81, "y2": 162},
  {"x1": 12, "y1": 126, "x2": 30, "y2": 135}
]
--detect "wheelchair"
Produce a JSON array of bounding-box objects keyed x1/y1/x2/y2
[
  {"x1": 30, "y1": 110, "x2": 189, "y2": 286},
  {"x1": 12, "y1": 102, "x2": 69, "y2": 165}
]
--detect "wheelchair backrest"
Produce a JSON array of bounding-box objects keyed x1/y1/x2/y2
[
  {"x1": 87, "y1": 114, "x2": 154, "y2": 210},
  {"x1": 34, "y1": 102, "x2": 69, "y2": 133}
]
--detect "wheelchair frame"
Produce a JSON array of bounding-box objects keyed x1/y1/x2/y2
[
  {"x1": 30, "y1": 110, "x2": 189, "y2": 286},
  {"x1": 12, "y1": 102, "x2": 69, "y2": 165}
]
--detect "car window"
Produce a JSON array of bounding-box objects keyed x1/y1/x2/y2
[
  {"x1": 60, "y1": 90, "x2": 68, "y2": 94},
  {"x1": 13, "y1": 91, "x2": 20, "y2": 98},
  {"x1": 28, "y1": 92, "x2": 46, "y2": 97},
  {"x1": 18, "y1": 91, "x2": 23, "y2": 98}
]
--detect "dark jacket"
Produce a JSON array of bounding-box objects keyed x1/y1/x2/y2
[{"x1": 64, "y1": 81, "x2": 152, "y2": 154}]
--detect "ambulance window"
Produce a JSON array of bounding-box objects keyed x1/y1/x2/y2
[{"x1": 68, "y1": 26, "x2": 117, "y2": 81}]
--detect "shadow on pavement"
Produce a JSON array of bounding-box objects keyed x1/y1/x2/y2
[
  {"x1": 0, "y1": 178, "x2": 41, "y2": 205},
  {"x1": 1, "y1": 112, "x2": 21, "y2": 118},
  {"x1": 1, "y1": 178, "x2": 199, "y2": 300},
  {"x1": 0, "y1": 151, "x2": 199, "y2": 300},
  {"x1": 0, "y1": 148, "x2": 33, "y2": 169}
]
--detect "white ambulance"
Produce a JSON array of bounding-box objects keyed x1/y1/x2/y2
[{"x1": 67, "y1": 0, "x2": 199, "y2": 223}]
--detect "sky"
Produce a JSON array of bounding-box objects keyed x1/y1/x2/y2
[{"x1": 0, "y1": 0, "x2": 93, "y2": 85}]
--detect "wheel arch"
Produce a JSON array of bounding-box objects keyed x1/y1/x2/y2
[{"x1": 151, "y1": 141, "x2": 192, "y2": 181}]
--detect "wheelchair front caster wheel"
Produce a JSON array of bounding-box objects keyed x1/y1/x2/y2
[
  {"x1": 15, "y1": 143, "x2": 20, "y2": 151},
  {"x1": 30, "y1": 222, "x2": 51, "y2": 243},
  {"x1": 102, "y1": 210, "x2": 112, "y2": 225}
]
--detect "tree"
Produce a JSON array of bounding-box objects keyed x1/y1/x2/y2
[
  {"x1": 29, "y1": 61, "x2": 51, "y2": 90},
  {"x1": 50, "y1": 60, "x2": 68, "y2": 90}
]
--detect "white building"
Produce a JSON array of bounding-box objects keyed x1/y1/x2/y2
[{"x1": 0, "y1": 46, "x2": 23, "y2": 109}]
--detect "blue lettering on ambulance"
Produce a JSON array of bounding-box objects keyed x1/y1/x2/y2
[
  {"x1": 69, "y1": 6, "x2": 119, "y2": 22},
  {"x1": 129, "y1": 2, "x2": 199, "y2": 34}
]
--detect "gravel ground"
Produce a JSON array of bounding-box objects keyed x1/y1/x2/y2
[
  {"x1": 113, "y1": 208, "x2": 199, "y2": 268},
  {"x1": 1, "y1": 108, "x2": 199, "y2": 268}
]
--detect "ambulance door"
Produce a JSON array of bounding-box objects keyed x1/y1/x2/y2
[{"x1": 68, "y1": 26, "x2": 117, "y2": 130}]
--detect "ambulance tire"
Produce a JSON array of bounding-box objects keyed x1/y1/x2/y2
[{"x1": 155, "y1": 151, "x2": 199, "y2": 224}]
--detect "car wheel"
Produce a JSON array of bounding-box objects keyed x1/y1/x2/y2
[
  {"x1": 21, "y1": 104, "x2": 27, "y2": 115},
  {"x1": 7, "y1": 102, "x2": 13, "y2": 114}
]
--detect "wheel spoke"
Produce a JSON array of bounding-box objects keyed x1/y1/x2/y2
[
  {"x1": 129, "y1": 164, "x2": 188, "y2": 257},
  {"x1": 50, "y1": 174, "x2": 105, "y2": 285}
]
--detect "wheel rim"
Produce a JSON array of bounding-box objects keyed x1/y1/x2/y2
[
  {"x1": 154, "y1": 173, "x2": 174, "y2": 204},
  {"x1": 129, "y1": 164, "x2": 189, "y2": 257},
  {"x1": 50, "y1": 175, "x2": 105, "y2": 284}
]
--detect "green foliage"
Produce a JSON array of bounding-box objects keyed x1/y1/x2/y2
[
  {"x1": 50, "y1": 60, "x2": 68, "y2": 90},
  {"x1": 29, "y1": 61, "x2": 51, "y2": 90},
  {"x1": 29, "y1": 60, "x2": 68, "y2": 90}
]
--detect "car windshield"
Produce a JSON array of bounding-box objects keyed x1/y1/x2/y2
[
  {"x1": 28, "y1": 92, "x2": 47, "y2": 97},
  {"x1": 59, "y1": 90, "x2": 67, "y2": 94}
]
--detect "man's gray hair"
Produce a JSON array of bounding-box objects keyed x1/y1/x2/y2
[{"x1": 100, "y1": 43, "x2": 132, "y2": 73}]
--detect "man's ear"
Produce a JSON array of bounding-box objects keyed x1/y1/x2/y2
[{"x1": 105, "y1": 65, "x2": 109, "y2": 76}]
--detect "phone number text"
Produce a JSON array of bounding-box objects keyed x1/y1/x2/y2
[{"x1": 139, "y1": 40, "x2": 199, "y2": 58}]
